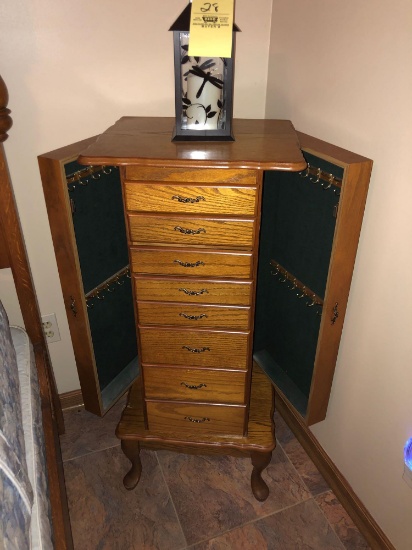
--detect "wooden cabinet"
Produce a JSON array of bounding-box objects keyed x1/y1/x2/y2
[
  {"x1": 77, "y1": 117, "x2": 307, "y2": 500},
  {"x1": 40, "y1": 116, "x2": 371, "y2": 499},
  {"x1": 38, "y1": 141, "x2": 138, "y2": 415}
]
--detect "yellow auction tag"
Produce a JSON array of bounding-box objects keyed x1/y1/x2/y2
[{"x1": 188, "y1": 0, "x2": 234, "y2": 58}]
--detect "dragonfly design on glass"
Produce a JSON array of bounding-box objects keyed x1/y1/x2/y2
[{"x1": 181, "y1": 55, "x2": 224, "y2": 129}]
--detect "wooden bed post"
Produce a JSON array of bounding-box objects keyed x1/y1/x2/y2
[
  {"x1": 0, "y1": 74, "x2": 45, "y2": 346},
  {"x1": 0, "y1": 75, "x2": 12, "y2": 268},
  {"x1": 0, "y1": 75, "x2": 12, "y2": 142},
  {"x1": 0, "y1": 73, "x2": 73, "y2": 549},
  {"x1": 0, "y1": 75, "x2": 66, "y2": 428}
]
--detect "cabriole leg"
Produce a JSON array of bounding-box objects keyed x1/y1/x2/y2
[
  {"x1": 251, "y1": 450, "x2": 272, "y2": 501},
  {"x1": 121, "y1": 439, "x2": 142, "y2": 490}
]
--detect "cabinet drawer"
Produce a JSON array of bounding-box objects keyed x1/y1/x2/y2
[
  {"x1": 125, "y1": 166, "x2": 257, "y2": 184},
  {"x1": 128, "y1": 214, "x2": 254, "y2": 247},
  {"x1": 144, "y1": 366, "x2": 246, "y2": 403},
  {"x1": 134, "y1": 276, "x2": 253, "y2": 305},
  {"x1": 139, "y1": 327, "x2": 249, "y2": 369},
  {"x1": 131, "y1": 247, "x2": 253, "y2": 278},
  {"x1": 124, "y1": 183, "x2": 257, "y2": 216},
  {"x1": 146, "y1": 400, "x2": 246, "y2": 436},
  {"x1": 137, "y1": 301, "x2": 250, "y2": 329}
]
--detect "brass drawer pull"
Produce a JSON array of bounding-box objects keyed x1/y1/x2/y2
[
  {"x1": 179, "y1": 312, "x2": 208, "y2": 321},
  {"x1": 184, "y1": 416, "x2": 210, "y2": 423},
  {"x1": 174, "y1": 260, "x2": 205, "y2": 268},
  {"x1": 174, "y1": 226, "x2": 206, "y2": 235},
  {"x1": 179, "y1": 288, "x2": 209, "y2": 296},
  {"x1": 182, "y1": 345, "x2": 211, "y2": 353},
  {"x1": 172, "y1": 195, "x2": 205, "y2": 203},
  {"x1": 180, "y1": 382, "x2": 207, "y2": 390}
]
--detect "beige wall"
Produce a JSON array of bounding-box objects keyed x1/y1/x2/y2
[
  {"x1": 266, "y1": 1, "x2": 412, "y2": 548},
  {"x1": 0, "y1": 0, "x2": 272, "y2": 393}
]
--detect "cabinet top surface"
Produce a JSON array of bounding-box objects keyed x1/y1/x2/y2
[{"x1": 78, "y1": 117, "x2": 307, "y2": 172}]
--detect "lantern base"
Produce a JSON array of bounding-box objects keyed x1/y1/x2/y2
[{"x1": 172, "y1": 127, "x2": 235, "y2": 142}]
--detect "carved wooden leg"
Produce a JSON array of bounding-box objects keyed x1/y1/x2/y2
[
  {"x1": 121, "y1": 439, "x2": 142, "y2": 490},
  {"x1": 250, "y1": 450, "x2": 272, "y2": 501}
]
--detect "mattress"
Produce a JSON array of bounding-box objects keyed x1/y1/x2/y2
[
  {"x1": 0, "y1": 297, "x2": 53, "y2": 550},
  {"x1": 10, "y1": 326, "x2": 53, "y2": 550}
]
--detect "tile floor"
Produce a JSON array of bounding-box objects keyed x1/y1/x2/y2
[{"x1": 60, "y1": 398, "x2": 370, "y2": 549}]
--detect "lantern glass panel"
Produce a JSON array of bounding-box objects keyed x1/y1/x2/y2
[{"x1": 179, "y1": 32, "x2": 228, "y2": 132}]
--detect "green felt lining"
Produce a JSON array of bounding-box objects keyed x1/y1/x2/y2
[
  {"x1": 64, "y1": 162, "x2": 129, "y2": 294},
  {"x1": 64, "y1": 162, "x2": 138, "y2": 395},
  {"x1": 254, "y1": 152, "x2": 342, "y2": 405},
  {"x1": 87, "y1": 276, "x2": 137, "y2": 392}
]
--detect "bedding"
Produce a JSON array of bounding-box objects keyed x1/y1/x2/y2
[{"x1": 0, "y1": 300, "x2": 53, "y2": 549}]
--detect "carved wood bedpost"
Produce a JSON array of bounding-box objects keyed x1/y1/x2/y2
[
  {"x1": 0, "y1": 73, "x2": 47, "y2": 345},
  {"x1": 0, "y1": 74, "x2": 13, "y2": 142},
  {"x1": 0, "y1": 72, "x2": 67, "y2": 432},
  {"x1": 0, "y1": 72, "x2": 74, "y2": 547},
  {"x1": 0, "y1": 72, "x2": 65, "y2": 428},
  {"x1": 0, "y1": 76, "x2": 12, "y2": 267}
]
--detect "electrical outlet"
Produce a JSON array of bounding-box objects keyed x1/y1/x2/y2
[{"x1": 41, "y1": 313, "x2": 61, "y2": 343}]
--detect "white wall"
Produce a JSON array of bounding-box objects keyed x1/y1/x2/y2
[
  {"x1": 0, "y1": 0, "x2": 272, "y2": 393},
  {"x1": 266, "y1": 1, "x2": 412, "y2": 548}
]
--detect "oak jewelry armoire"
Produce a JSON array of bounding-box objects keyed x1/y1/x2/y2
[{"x1": 51, "y1": 116, "x2": 370, "y2": 500}]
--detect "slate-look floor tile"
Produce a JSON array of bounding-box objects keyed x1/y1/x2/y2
[
  {"x1": 280, "y1": 437, "x2": 330, "y2": 496},
  {"x1": 273, "y1": 410, "x2": 295, "y2": 446},
  {"x1": 64, "y1": 447, "x2": 186, "y2": 550},
  {"x1": 157, "y1": 444, "x2": 311, "y2": 546},
  {"x1": 61, "y1": 405, "x2": 370, "y2": 549},
  {"x1": 316, "y1": 491, "x2": 370, "y2": 549},
  {"x1": 274, "y1": 411, "x2": 330, "y2": 496},
  {"x1": 189, "y1": 499, "x2": 344, "y2": 550},
  {"x1": 60, "y1": 397, "x2": 126, "y2": 461}
]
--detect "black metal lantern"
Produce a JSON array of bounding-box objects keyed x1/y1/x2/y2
[{"x1": 169, "y1": 2, "x2": 239, "y2": 141}]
